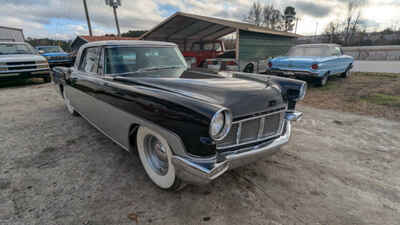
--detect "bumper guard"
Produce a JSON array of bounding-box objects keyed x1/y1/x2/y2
[{"x1": 172, "y1": 111, "x2": 302, "y2": 185}]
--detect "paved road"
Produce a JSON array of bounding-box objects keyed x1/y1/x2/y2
[
  {"x1": 353, "y1": 60, "x2": 400, "y2": 73},
  {"x1": 1, "y1": 84, "x2": 400, "y2": 225}
]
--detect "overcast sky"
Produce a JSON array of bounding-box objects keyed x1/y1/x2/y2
[{"x1": 1, "y1": 0, "x2": 400, "y2": 40}]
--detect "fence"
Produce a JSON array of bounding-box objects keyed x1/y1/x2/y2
[{"x1": 342, "y1": 46, "x2": 400, "y2": 61}]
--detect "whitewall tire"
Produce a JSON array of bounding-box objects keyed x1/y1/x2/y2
[{"x1": 136, "y1": 126, "x2": 183, "y2": 190}]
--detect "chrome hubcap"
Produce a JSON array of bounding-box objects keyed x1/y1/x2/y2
[{"x1": 143, "y1": 135, "x2": 169, "y2": 176}]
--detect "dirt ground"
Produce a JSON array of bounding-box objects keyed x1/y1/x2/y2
[
  {"x1": 1, "y1": 84, "x2": 400, "y2": 225},
  {"x1": 302, "y1": 72, "x2": 400, "y2": 121}
]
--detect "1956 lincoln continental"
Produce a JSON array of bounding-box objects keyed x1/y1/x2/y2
[{"x1": 52, "y1": 40, "x2": 306, "y2": 190}]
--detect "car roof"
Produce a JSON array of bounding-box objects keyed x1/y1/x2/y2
[
  {"x1": 36, "y1": 46, "x2": 60, "y2": 48},
  {"x1": 82, "y1": 40, "x2": 177, "y2": 48},
  {"x1": 0, "y1": 42, "x2": 28, "y2": 45},
  {"x1": 295, "y1": 43, "x2": 341, "y2": 47}
]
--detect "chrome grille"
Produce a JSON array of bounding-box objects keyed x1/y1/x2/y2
[
  {"x1": 217, "y1": 109, "x2": 285, "y2": 150},
  {"x1": 239, "y1": 119, "x2": 260, "y2": 143}
]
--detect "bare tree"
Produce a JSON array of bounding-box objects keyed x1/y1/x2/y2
[
  {"x1": 343, "y1": 0, "x2": 366, "y2": 45},
  {"x1": 245, "y1": 1, "x2": 293, "y2": 31},
  {"x1": 284, "y1": 6, "x2": 296, "y2": 31},
  {"x1": 246, "y1": 1, "x2": 263, "y2": 26},
  {"x1": 263, "y1": 4, "x2": 284, "y2": 30},
  {"x1": 324, "y1": 21, "x2": 342, "y2": 43}
]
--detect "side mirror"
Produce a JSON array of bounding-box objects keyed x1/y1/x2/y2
[{"x1": 38, "y1": 50, "x2": 45, "y2": 54}]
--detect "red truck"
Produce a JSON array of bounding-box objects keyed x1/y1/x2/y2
[{"x1": 183, "y1": 40, "x2": 225, "y2": 68}]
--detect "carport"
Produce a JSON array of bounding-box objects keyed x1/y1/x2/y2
[{"x1": 141, "y1": 12, "x2": 301, "y2": 72}]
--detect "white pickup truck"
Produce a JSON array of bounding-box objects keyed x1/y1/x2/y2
[{"x1": 0, "y1": 42, "x2": 51, "y2": 82}]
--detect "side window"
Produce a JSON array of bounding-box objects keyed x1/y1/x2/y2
[
  {"x1": 203, "y1": 43, "x2": 214, "y2": 51},
  {"x1": 215, "y1": 43, "x2": 222, "y2": 51},
  {"x1": 79, "y1": 47, "x2": 101, "y2": 73},
  {"x1": 332, "y1": 47, "x2": 342, "y2": 56},
  {"x1": 192, "y1": 43, "x2": 201, "y2": 51}
]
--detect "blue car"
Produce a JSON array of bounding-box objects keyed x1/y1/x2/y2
[
  {"x1": 36, "y1": 46, "x2": 73, "y2": 67},
  {"x1": 268, "y1": 44, "x2": 354, "y2": 86}
]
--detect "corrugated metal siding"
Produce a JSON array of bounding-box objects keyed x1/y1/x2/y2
[
  {"x1": 239, "y1": 30, "x2": 295, "y2": 62},
  {"x1": 0, "y1": 27, "x2": 24, "y2": 42}
]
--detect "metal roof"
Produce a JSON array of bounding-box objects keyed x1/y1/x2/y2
[
  {"x1": 81, "y1": 40, "x2": 176, "y2": 48},
  {"x1": 0, "y1": 26, "x2": 23, "y2": 32},
  {"x1": 79, "y1": 35, "x2": 139, "y2": 42},
  {"x1": 295, "y1": 43, "x2": 341, "y2": 47},
  {"x1": 141, "y1": 12, "x2": 301, "y2": 41}
]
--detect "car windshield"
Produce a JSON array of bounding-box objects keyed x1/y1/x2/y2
[
  {"x1": 37, "y1": 46, "x2": 63, "y2": 53},
  {"x1": 288, "y1": 46, "x2": 330, "y2": 57},
  {"x1": 0, "y1": 43, "x2": 35, "y2": 55},
  {"x1": 105, "y1": 46, "x2": 187, "y2": 75}
]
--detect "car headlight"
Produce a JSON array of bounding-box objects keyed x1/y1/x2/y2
[
  {"x1": 0, "y1": 62, "x2": 7, "y2": 71},
  {"x1": 36, "y1": 61, "x2": 49, "y2": 69},
  {"x1": 209, "y1": 109, "x2": 232, "y2": 141}
]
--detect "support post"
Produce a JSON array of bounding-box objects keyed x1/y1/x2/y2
[
  {"x1": 113, "y1": 6, "x2": 121, "y2": 36},
  {"x1": 83, "y1": 0, "x2": 93, "y2": 36},
  {"x1": 235, "y1": 29, "x2": 240, "y2": 69}
]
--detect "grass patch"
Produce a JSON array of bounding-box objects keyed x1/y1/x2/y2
[
  {"x1": 363, "y1": 93, "x2": 400, "y2": 107},
  {"x1": 354, "y1": 72, "x2": 400, "y2": 79}
]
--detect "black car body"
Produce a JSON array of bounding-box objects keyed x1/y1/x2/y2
[{"x1": 52, "y1": 40, "x2": 306, "y2": 190}]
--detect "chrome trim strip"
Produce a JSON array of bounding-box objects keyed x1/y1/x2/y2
[
  {"x1": 0, "y1": 63, "x2": 48, "y2": 68},
  {"x1": 232, "y1": 109, "x2": 285, "y2": 124},
  {"x1": 236, "y1": 122, "x2": 242, "y2": 145},
  {"x1": 258, "y1": 117, "x2": 265, "y2": 138},
  {"x1": 285, "y1": 111, "x2": 303, "y2": 121},
  {"x1": 0, "y1": 68, "x2": 49, "y2": 74}
]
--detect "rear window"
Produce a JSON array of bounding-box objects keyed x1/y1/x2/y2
[
  {"x1": 288, "y1": 46, "x2": 330, "y2": 57},
  {"x1": 217, "y1": 51, "x2": 236, "y2": 59}
]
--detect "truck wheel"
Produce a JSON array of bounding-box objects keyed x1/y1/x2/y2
[
  {"x1": 44, "y1": 77, "x2": 51, "y2": 83},
  {"x1": 244, "y1": 63, "x2": 254, "y2": 73},
  {"x1": 136, "y1": 126, "x2": 184, "y2": 191},
  {"x1": 317, "y1": 74, "x2": 328, "y2": 87},
  {"x1": 63, "y1": 88, "x2": 79, "y2": 116},
  {"x1": 341, "y1": 69, "x2": 351, "y2": 78}
]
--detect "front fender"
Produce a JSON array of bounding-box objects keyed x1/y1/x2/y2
[{"x1": 109, "y1": 81, "x2": 225, "y2": 158}]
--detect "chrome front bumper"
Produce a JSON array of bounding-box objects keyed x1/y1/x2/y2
[
  {"x1": 172, "y1": 111, "x2": 302, "y2": 185},
  {"x1": 269, "y1": 69, "x2": 321, "y2": 77}
]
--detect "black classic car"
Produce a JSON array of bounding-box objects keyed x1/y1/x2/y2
[{"x1": 52, "y1": 40, "x2": 306, "y2": 190}]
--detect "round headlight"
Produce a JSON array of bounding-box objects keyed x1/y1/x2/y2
[{"x1": 209, "y1": 109, "x2": 232, "y2": 141}]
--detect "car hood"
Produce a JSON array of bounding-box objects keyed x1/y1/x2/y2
[
  {"x1": 0, "y1": 54, "x2": 46, "y2": 62},
  {"x1": 116, "y1": 70, "x2": 285, "y2": 118},
  {"x1": 42, "y1": 52, "x2": 69, "y2": 57}
]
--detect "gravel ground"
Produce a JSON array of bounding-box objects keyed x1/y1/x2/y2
[{"x1": 1, "y1": 84, "x2": 400, "y2": 225}]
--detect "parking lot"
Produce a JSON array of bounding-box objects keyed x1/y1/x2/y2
[{"x1": 1, "y1": 83, "x2": 399, "y2": 225}]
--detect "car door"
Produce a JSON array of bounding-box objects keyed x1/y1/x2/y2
[
  {"x1": 68, "y1": 46, "x2": 110, "y2": 130},
  {"x1": 333, "y1": 47, "x2": 347, "y2": 73}
]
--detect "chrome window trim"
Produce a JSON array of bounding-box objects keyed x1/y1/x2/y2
[{"x1": 217, "y1": 109, "x2": 286, "y2": 150}]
